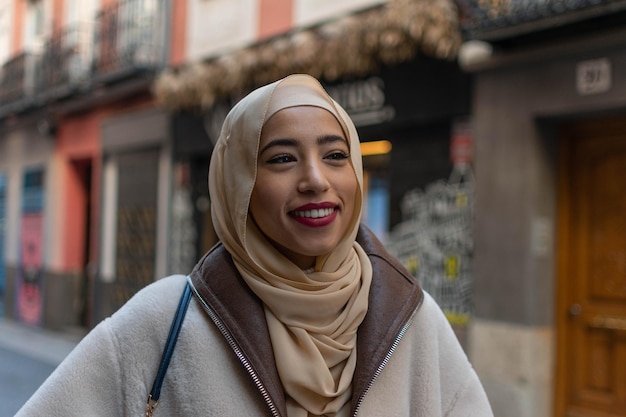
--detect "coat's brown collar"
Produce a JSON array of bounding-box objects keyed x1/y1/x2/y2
[{"x1": 190, "y1": 224, "x2": 423, "y2": 416}]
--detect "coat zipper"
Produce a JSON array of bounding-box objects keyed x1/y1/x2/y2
[
  {"x1": 189, "y1": 276, "x2": 424, "y2": 417},
  {"x1": 351, "y1": 296, "x2": 423, "y2": 417},
  {"x1": 188, "y1": 277, "x2": 281, "y2": 417}
]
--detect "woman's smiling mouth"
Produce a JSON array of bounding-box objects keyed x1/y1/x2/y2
[
  {"x1": 289, "y1": 204, "x2": 338, "y2": 227},
  {"x1": 291, "y1": 207, "x2": 335, "y2": 218}
]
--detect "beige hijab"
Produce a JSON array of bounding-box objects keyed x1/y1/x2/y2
[{"x1": 208, "y1": 74, "x2": 373, "y2": 417}]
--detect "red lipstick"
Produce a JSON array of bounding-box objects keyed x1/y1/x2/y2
[{"x1": 290, "y1": 202, "x2": 338, "y2": 227}]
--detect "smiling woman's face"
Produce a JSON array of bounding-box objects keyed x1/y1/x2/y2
[{"x1": 249, "y1": 106, "x2": 359, "y2": 269}]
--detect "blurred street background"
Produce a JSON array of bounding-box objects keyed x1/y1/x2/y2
[
  {"x1": 0, "y1": 318, "x2": 79, "y2": 416},
  {"x1": 1, "y1": 0, "x2": 626, "y2": 416}
]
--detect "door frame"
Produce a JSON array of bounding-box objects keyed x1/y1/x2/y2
[{"x1": 555, "y1": 115, "x2": 574, "y2": 417}]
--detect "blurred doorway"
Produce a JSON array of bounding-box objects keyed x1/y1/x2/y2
[
  {"x1": 70, "y1": 158, "x2": 93, "y2": 328},
  {"x1": 556, "y1": 116, "x2": 626, "y2": 417}
]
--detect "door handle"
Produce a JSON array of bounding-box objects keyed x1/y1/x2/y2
[{"x1": 568, "y1": 304, "x2": 582, "y2": 317}]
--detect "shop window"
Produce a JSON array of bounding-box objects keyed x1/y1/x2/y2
[
  {"x1": 361, "y1": 140, "x2": 392, "y2": 242},
  {"x1": 169, "y1": 162, "x2": 199, "y2": 275},
  {"x1": 168, "y1": 158, "x2": 215, "y2": 274},
  {"x1": 363, "y1": 173, "x2": 389, "y2": 243}
]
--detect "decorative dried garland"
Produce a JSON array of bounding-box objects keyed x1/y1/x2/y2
[{"x1": 154, "y1": 0, "x2": 462, "y2": 110}]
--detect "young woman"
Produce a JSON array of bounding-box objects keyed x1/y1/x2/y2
[{"x1": 16, "y1": 74, "x2": 493, "y2": 416}]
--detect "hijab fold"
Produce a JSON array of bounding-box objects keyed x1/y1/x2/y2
[{"x1": 209, "y1": 74, "x2": 373, "y2": 417}]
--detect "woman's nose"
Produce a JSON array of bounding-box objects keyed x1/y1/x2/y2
[{"x1": 298, "y1": 160, "x2": 330, "y2": 193}]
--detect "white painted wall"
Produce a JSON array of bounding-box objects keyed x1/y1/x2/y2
[
  {"x1": 293, "y1": 0, "x2": 385, "y2": 27},
  {"x1": 186, "y1": 0, "x2": 258, "y2": 61},
  {"x1": 155, "y1": 143, "x2": 172, "y2": 280},
  {"x1": 184, "y1": 0, "x2": 388, "y2": 62},
  {"x1": 0, "y1": 0, "x2": 13, "y2": 65},
  {"x1": 64, "y1": 0, "x2": 97, "y2": 24},
  {"x1": 100, "y1": 156, "x2": 118, "y2": 283}
]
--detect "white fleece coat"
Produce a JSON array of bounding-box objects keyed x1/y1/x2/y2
[{"x1": 16, "y1": 272, "x2": 492, "y2": 416}]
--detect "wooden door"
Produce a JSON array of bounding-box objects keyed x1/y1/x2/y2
[{"x1": 556, "y1": 116, "x2": 626, "y2": 417}]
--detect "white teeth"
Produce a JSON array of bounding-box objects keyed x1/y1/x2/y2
[{"x1": 293, "y1": 208, "x2": 335, "y2": 218}]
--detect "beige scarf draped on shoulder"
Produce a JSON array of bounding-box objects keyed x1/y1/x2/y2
[{"x1": 208, "y1": 74, "x2": 373, "y2": 417}]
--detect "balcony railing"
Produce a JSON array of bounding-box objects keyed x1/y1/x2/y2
[
  {"x1": 0, "y1": 0, "x2": 165, "y2": 115},
  {"x1": 461, "y1": 0, "x2": 624, "y2": 36},
  {"x1": 93, "y1": 0, "x2": 165, "y2": 80},
  {"x1": 35, "y1": 23, "x2": 93, "y2": 95},
  {"x1": 0, "y1": 52, "x2": 37, "y2": 105}
]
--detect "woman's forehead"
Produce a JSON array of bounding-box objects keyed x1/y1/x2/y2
[
  {"x1": 265, "y1": 77, "x2": 338, "y2": 120},
  {"x1": 261, "y1": 105, "x2": 349, "y2": 149},
  {"x1": 263, "y1": 105, "x2": 342, "y2": 129}
]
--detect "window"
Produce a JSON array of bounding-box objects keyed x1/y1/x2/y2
[{"x1": 24, "y1": 0, "x2": 47, "y2": 52}]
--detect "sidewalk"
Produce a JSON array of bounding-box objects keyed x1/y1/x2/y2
[{"x1": 0, "y1": 317, "x2": 83, "y2": 366}]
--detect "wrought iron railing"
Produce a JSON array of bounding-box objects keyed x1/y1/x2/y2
[
  {"x1": 93, "y1": 0, "x2": 165, "y2": 78},
  {"x1": 34, "y1": 23, "x2": 93, "y2": 94},
  {"x1": 0, "y1": 0, "x2": 165, "y2": 112},
  {"x1": 0, "y1": 52, "x2": 37, "y2": 105},
  {"x1": 460, "y1": 0, "x2": 626, "y2": 34}
]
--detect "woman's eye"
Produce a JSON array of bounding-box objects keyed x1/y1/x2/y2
[
  {"x1": 267, "y1": 154, "x2": 296, "y2": 164},
  {"x1": 326, "y1": 151, "x2": 350, "y2": 161}
]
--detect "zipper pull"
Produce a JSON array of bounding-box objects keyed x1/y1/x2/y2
[{"x1": 145, "y1": 395, "x2": 158, "y2": 417}]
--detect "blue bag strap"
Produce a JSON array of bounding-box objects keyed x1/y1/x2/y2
[{"x1": 145, "y1": 280, "x2": 192, "y2": 416}]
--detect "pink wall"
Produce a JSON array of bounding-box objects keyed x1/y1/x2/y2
[
  {"x1": 57, "y1": 113, "x2": 102, "y2": 270},
  {"x1": 170, "y1": 0, "x2": 187, "y2": 66},
  {"x1": 52, "y1": 0, "x2": 63, "y2": 33},
  {"x1": 11, "y1": 0, "x2": 24, "y2": 54},
  {"x1": 258, "y1": 0, "x2": 293, "y2": 39}
]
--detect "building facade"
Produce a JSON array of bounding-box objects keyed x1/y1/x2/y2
[
  {"x1": 0, "y1": 0, "x2": 174, "y2": 327},
  {"x1": 461, "y1": 1, "x2": 626, "y2": 416}
]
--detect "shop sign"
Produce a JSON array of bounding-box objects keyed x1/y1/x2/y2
[
  {"x1": 450, "y1": 119, "x2": 473, "y2": 167},
  {"x1": 326, "y1": 77, "x2": 395, "y2": 127},
  {"x1": 325, "y1": 57, "x2": 471, "y2": 127}
]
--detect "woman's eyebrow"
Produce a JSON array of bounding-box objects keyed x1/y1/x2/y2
[
  {"x1": 259, "y1": 134, "x2": 347, "y2": 155},
  {"x1": 317, "y1": 134, "x2": 348, "y2": 146},
  {"x1": 259, "y1": 138, "x2": 298, "y2": 154}
]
